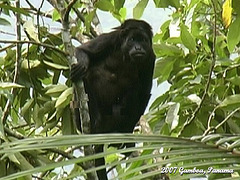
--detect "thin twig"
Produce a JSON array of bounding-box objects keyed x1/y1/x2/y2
[
  {"x1": 0, "y1": 30, "x2": 16, "y2": 36},
  {"x1": 216, "y1": 63, "x2": 240, "y2": 76},
  {"x1": 204, "y1": 107, "x2": 240, "y2": 136},
  {"x1": 0, "y1": 40, "x2": 67, "y2": 55},
  {"x1": 63, "y1": 0, "x2": 78, "y2": 23},
  {"x1": 25, "y1": 0, "x2": 35, "y2": 10},
  {"x1": 0, "y1": 44, "x2": 15, "y2": 53},
  {"x1": 72, "y1": 7, "x2": 98, "y2": 38},
  {"x1": 24, "y1": 1, "x2": 61, "y2": 24},
  {"x1": 215, "y1": 107, "x2": 240, "y2": 130},
  {"x1": 207, "y1": 106, "x2": 218, "y2": 129},
  {"x1": 4, "y1": 127, "x2": 25, "y2": 139}
]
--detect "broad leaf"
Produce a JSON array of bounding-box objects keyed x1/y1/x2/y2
[
  {"x1": 180, "y1": 24, "x2": 196, "y2": 51},
  {"x1": 55, "y1": 87, "x2": 72, "y2": 108},
  {"x1": 0, "y1": 17, "x2": 11, "y2": 26},
  {"x1": 0, "y1": 82, "x2": 24, "y2": 89},
  {"x1": 165, "y1": 102, "x2": 180, "y2": 131},
  {"x1": 154, "y1": 57, "x2": 176, "y2": 84},
  {"x1": 154, "y1": 0, "x2": 180, "y2": 9},
  {"x1": 95, "y1": 0, "x2": 114, "y2": 12},
  {"x1": 133, "y1": 0, "x2": 149, "y2": 19},
  {"x1": 23, "y1": 20, "x2": 39, "y2": 42},
  {"x1": 219, "y1": 94, "x2": 240, "y2": 108},
  {"x1": 227, "y1": 15, "x2": 240, "y2": 52}
]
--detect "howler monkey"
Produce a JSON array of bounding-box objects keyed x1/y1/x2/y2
[{"x1": 71, "y1": 19, "x2": 155, "y2": 180}]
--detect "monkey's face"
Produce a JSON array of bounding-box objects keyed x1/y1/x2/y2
[{"x1": 121, "y1": 29, "x2": 152, "y2": 62}]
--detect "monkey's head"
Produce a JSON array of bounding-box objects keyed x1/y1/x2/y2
[{"x1": 115, "y1": 19, "x2": 153, "y2": 62}]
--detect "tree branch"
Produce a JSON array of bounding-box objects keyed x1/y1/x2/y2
[
  {"x1": 63, "y1": 0, "x2": 78, "y2": 23},
  {"x1": 47, "y1": 0, "x2": 97, "y2": 179},
  {"x1": 0, "y1": 40, "x2": 67, "y2": 55}
]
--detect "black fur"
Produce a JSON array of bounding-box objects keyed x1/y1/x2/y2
[{"x1": 71, "y1": 19, "x2": 155, "y2": 180}]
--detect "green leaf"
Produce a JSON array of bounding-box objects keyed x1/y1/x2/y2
[
  {"x1": 13, "y1": 152, "x2": 34, "y2": 178},
  {"x1": 45, "y1": 85, "x2": 68, "y2": 96},
  {"x1": 233, "y1": 0, "x2": 240, "y2": 14},
  {"x1": 219, "y1": 94, "x2": 240, "y2": 108},
  {"x1": 38, "y1": 101, "x2": 55, "y2": 123},
  {"x1": 153, "y1": 44, "x2": 183, "y2": 57},
  {"x1": 62, "y1": 108, "x2": 75, "y2": 135},
  {"x1": 187, "y1": 94, "x2": 201, "y2": 105},
  {"x1": 23, "y1": 20, "x2": 39, "y2": 42},
  {"x1": 0, "y1": 160, "x2": 6, "y2": 177},
  {"x1": 85, "y1": 10, "x2": 96, "y2": 34},
  {"x1": 114, "y1": 0, "x2": 125, "y2": 11},
  {"x1": 133, "y1": 0, "x2": 149, "y2": 19},
  {"x1": 149, "y1": 92, "x2": 169, "y2": 110},
  {"x1": 154, "y1": 0, "x2": 180, "y2": 9},
  {"x1": 165, "y1": 103, "x2": 180, "y2": 131},
  {"x1": 1, "y1": 134, "x2": 240, "y2": 180},
  {"x1": 227, "y1": 119, "x2": 240, "y2": 134},
  {"x1": 52, "y1": 9, "x2": 61, "y2": 21},
  {"x1": 21, "y1": 99, "x2": 34, "y2": 124},
  {"x1": 154, "y1": 57, "x2": 176, "y2": 84},
  {"x1": 227, "y1": 15, "x2": 240, "y2": 52},
  {"x1": 21, "y1": 59, "x2": 41, "y2": 69},
  {"x1": 43, "y1": 60, "x2": 69, "y2": 70},
  {"x1": 55, "y1": 87, "x2": 72, "y2": 108},
  {"x1": 180, "y1": 24, "x2": 196, "y2": 51},
  {"x1": 0, "y1": 82, "x2": 24, "y2": 89},
  {"x1": 33, "y1": 104, "x2": 42, "y2": 128},
  {"x1": 0, "y1": 17, "x2": 11, "y2": 26},
  {"x1": 227, "y1": 76, "x2": 240, "y2": 85},
  {"x1": 0, "y1": 4, "x2": 30, "y2": 16},
  {"x1": 189, "y1": 0, "x2": 201, "y2": 9},
  {"x1": 0, "y1": 115, "x2": 4, "y2": 139},
  {"x1": 95, "y1": 0, "x2": 114, "y2": 12},
  {"x1": 189, "y1": 75, "x2": 202, "y2": 84},
  {"x1": 119, "y1": 8, "x2": 127, "y2": 20}
]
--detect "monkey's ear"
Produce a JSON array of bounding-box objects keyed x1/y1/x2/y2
[
  {"x1": 113, "y1": 24, "x2": 124, "y2": 30},
  {"x1": 113, "y1": 20, "x2": 127, "y2": 30},
  {"x1": 118, "y1": 28, "x2": 129, "y2": 41},
  {"x1": 112, "y1": 23, "x2": 128, "y2": 40}
]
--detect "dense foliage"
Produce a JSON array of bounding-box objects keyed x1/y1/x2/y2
[{"x1": 0, "y1": 0, "x2": 240, "y2": 179}]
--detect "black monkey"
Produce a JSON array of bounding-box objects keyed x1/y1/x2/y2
[{"x1": 71, "y1": 19, "x2": 155, "y2": 180}]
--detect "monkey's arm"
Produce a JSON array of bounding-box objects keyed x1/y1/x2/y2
[
  {"x1": 70, "y1": 49, "x2": 89, "y2": 82},
  {"x1": 80, "y1": 31, "x2": 119, "y2": 56},
  {"x1": 70, "y1": 31, "x2": 119, "y2": 82}
]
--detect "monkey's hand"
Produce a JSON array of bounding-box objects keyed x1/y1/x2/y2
[{"x1": 70, "y1": 49, "x2": 89, "y2": 82}]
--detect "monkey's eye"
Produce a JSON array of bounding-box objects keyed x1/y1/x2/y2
[
  {"x1": 129, "y1": 37, "x2": 135, "y2": 42},
  {"x1": 140, "y1": 36, "x2": 147, "y2": 42}
]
